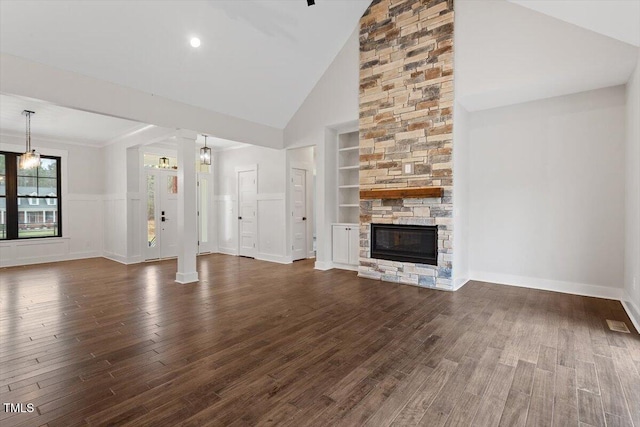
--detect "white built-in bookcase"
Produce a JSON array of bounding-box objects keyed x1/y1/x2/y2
[{"x1": 337, "y1": 131, "x2": 359, "y2": 224}]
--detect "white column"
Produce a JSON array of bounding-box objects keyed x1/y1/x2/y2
[{"x1": 175, "y1": 129, "x2": 199, "y2": 284}]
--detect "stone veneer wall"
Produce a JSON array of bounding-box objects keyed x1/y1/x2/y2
[{"x1": 358, "y1": 0, "x2": 454, "y2": 289}]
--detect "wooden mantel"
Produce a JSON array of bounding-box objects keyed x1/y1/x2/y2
[{"x1": 359, "y1": 187, "x2": 443, "y2": 200}]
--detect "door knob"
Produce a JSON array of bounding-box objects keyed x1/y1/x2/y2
[
  {"x1": 161, "y1": 217, "x2": 166, "y2": 222},
  {"x1": 238, "y1": 216, "x2": 242, "y2": 220},
  {"x1": 302, "y1": 217, "x2": 307, "y2": 221}
]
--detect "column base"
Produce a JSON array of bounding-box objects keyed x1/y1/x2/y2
[{"x1": 175, "y1": 271, "x2": 199, "y2": 284}]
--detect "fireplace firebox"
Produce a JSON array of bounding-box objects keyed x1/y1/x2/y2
[{"x1": 371, "y1": 224, "x2": 438, "y2": 266}]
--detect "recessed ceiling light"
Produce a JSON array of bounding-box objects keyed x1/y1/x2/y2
[{"x1": 190, "y1": 37, "x2": 201, "y2": 48}]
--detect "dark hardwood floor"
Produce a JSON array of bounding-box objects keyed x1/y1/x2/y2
[{"x1": 1, "y1": 254, "x2": 639, "y2": 426}]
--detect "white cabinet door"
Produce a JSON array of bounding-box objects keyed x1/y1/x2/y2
[
  {"x1": 332, "y1": 224, "x2": 359, "y2": 266},
  {"x1": 348, "y1": 226, "x2": 359, "y2": 265},
  {"x1": 332, "y1": 225, "x2": 350, "y2": 265}
]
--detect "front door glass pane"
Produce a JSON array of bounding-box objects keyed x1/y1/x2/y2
[
  {"x1": 147, "y1": 175, "x2": 156, "y2": 248},
  {"x1": 167, "y1": 176, "x2": 177, "y2": 194}
]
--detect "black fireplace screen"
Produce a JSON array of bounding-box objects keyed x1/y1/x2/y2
[{"x1": 371, "y1": 224, "x2": 437, "y2": 265}]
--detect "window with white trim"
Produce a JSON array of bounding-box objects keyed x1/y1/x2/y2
[{"x1": 0, "y1": 151, "x2": 62, "y2": 240}]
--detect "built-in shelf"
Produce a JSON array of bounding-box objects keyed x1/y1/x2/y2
[
  {"x1": 338, "y1": 130, "x2": 360, "y2": 224},
  {"x1": 338, "y1": 146, "x2": 360, "y2": 152},
  {"x1": 360, "y1": 187, "x2": 444, "y2": 199}
]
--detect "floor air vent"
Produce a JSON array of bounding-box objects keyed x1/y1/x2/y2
[{"x1": 606, "y1": 319, "x2": 630, "y2": 333}]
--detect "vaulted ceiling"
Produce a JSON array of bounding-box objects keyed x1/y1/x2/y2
[
  {"x1": 509, "y1": 0, "x2": 640, "y2": 47},
  {"x1": 0, "y1": 0, "x2": 370, "y2": 129},
  {"x1": 1, "y1": 0, "x2": 638, "y2": 144},
  {"x1": 456, "y1": 0, "x2": 639, "y2": 111}
]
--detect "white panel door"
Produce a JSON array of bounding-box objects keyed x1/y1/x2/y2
[
  {"x1": 145, "y1": 171, "x2": 178, "y2": 260},
  {"x1": 160, "y1": 173, "x2": 178, "y2": 259},
  {"x1": 291, "y1": 168, "x2": 307, "y2": 261},
  {"x1": 238, "y1": 169, "x2": 257, "y2": 258}
]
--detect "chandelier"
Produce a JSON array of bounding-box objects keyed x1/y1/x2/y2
[{"x1": 19, "y1": 110, "x2": 40, "y2": 169}]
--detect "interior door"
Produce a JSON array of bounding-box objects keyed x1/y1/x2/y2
[
  {"x1": 160, "y1": 173, "x2": 178, "y2": 259},
  {"x1": 238, "y1": 169, "x2": 257, "y2": 258},
  {"x1": 291, "y1": 168, "x2": 307, "y2": 261}
]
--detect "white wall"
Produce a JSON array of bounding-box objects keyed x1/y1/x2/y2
[
  {"x1": 0, "y1": 136, "x2": 103, "y2": 266},
  {"x1": 283, "y1": 28, "x2": 359, "y2": 150},
  {"x1": 215, "y1": 145, "x2": 287, "y2": 263},
  {"x1": 452, "y1": 102, "x2": 470, "y2": 289},
  {"x1": 624, "y1": 53, "x2": 640, "y2": 329},
  {"x1": 468, "y1": 86, "x2": 626, "y2": 299},
  {"x1": 284, "y1": 27, "x2": 359, "y2": 269}
]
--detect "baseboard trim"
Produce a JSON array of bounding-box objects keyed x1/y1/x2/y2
[
  {"x1": 102, "y1": 253, "x2": 141, "y2": 265},
  {"x1": 621, "y1": 297, "x2": 640, "y2": 334},
  {"x1": 217, "y1": 248, "x2": 238, "y2": 256},
  {"x1": 0, "y1": 252, "x2": 102, "y2": 268},
  {"x1": 69, "y1": 251, "x2": 102, "y2": 259},
  {"x1": 453, "y1": 277, "x2": 470, "y2": 291},
  {"x1": 332, "y1": 262, "x2": 358, "y2": 272},
  {"x1": 469, "y1": 271, "x2": 624, "y2": 300},
  {"x1": 255, "y1": 253, "x2": 292, "y2": 264},
  {"x1": 314, "y1": 261, "x2": 333, "y2": 271}
]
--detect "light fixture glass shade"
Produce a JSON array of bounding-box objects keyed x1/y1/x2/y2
[
  {"x1": 21, "y1": 110, "x2": 40, "y2": 169},
  {"x1": 19, "y1": 150, "x2": 41, "y2": 170},
  {"x1": 200, "y1": 146, "x2": 211, "y2": 165},
  {"x1": 159, "y1": 157, "x2": 170, "y2": 168}
]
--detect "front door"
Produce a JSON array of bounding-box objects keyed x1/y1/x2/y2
[
  {"x1": 160, "y1": 173, "x2": 178, "y2": 259},
  {"x1": 291, "y1": 168, "x2": 307, "y2": 261},
  {"x1": 145, "y1": 171, "x2": 178, "y2": 260},
  {"x1": 237, "y1": 169, "x2": 257, "y2": 258}
]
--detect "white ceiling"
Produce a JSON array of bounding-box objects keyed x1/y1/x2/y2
[
  {"x1": 0, "y1": 0, "x2": 370, "y2": 129},
  {"x1": 0, "y1": 93, "x2": 249, "y2": 150},
  {"x1": 0, "y1": 94, "x2": 146, "y2": 146},
  {"x1": 456, "y1": 0, "x2": 639, "y2": 112},
  {"x1": 509, "y1": 0, "x2": 640, "y2": 47}
]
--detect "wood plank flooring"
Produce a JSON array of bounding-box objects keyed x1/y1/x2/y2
[{"x1": 1, "y1": 254, "x2": 639, "y2": 426}]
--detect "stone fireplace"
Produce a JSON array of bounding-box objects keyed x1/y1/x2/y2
[{"x1": 357, "y1": 0, "x2": 454, "y2": 289}]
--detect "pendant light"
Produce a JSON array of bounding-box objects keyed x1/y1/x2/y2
[
  {"x1": 159, "y1": 157, "x2": 170, "y2": 168},
  {"x1": 19, "y1": 110, "x2": 40, "y2": 170},
  {"x1": 200, "y1": 135, "x2": 211, "y2": 165}
]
